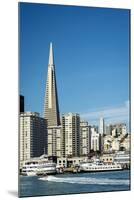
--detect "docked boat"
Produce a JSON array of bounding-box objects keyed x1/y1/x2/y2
[
  {"x1": 21, "y1": 160, "x2": 57, "y2": 176},
  {"x1": 80, "y1": 159, "x2": 122, "y2": 172}
]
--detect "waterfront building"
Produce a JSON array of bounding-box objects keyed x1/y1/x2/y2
[
  {"x1": 62, "y1": 113, "x2": 80, "y2": 157},
  {"x1": 80, "y1": 121, "x2": 91, "y2": 156},
  {"x1": 57, "y1": 157, "x2": 88, "y2": 168},
  {"x1": 100, "y1": 154, "x2": 114, "y2": 163},
  {"x1": 113, "y1": 151, "x2": 130, "y2": 167},
  {"x1": 47, "y1": 126, "x2": 63, "y2": 157},
  {"x1": 100, "y1": 151, "x2": 130, "y2": 167},
  {"x1": 20, "y1": 112, "x2": 47, "y2": 162},
  {"x1": 57, "y1": 157, "x2": 68, "y2": 168},
  {"x1": 90, "y1": 127, "x2": 101, "y2": 152},
  {"x1": 44, "y1": 42, "x2": 60, "y2": 127},
  {"x1": 20, "y1": 95, "x2": 24, "y2": 113}
]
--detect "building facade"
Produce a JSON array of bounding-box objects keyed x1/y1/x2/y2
[
  {"x1": 62, "y1": 113, "x2": 80, "y2": 157},
  {"x1": 80, "y1": 121, "x2": 91, "y2": 156},
  {"x1": 90, "y1": 127, "x2": 101, "y2": 152},
  {"x1": 20, "y1": 112, "x2": 47, "y2": 162},
  {"x1": 99, "y1": 117, "x2": 105, "y2": 135},
  {"x1": 47, "y1": 126, "x2": 62, "y2": 157}
]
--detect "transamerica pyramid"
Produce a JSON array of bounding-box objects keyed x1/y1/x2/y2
[{"x1": 44, "y1": 43, "x2": 60, "y2": 126}]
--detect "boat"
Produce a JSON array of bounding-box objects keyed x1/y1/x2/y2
[
  {"x1": 21, "y1": 160, "x2": 57, "y2": 176},
  {"x1": 79, "y1": 159, "x2": 122, "y2": 172}
]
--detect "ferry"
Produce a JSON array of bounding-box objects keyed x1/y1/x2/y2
[
  {"x1": 21, "y1": 160, "x2": 57, "y2": 176},
  {"x1": 80, "y1": 159, "x2": 122, "y2": 172}
]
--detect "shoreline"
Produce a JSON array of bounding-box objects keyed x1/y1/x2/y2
[{"x1": 20, "y1": 168, "x2": 130, "y2": 177}]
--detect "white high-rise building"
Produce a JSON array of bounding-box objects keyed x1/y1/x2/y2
[
  {"x1": 91, "y1": 127, "x2": 101, "y2": 151},
  {"x1": 99, "y1": 117, "x2": 105, "y2": 135},
  {"x1": 80, "y1": 121, "x2": 91, "y2": 156},
  {"x1": 47, "y1": 126, "x2": 63, "y2": 157},
  {"x1": 62, "y1": 113, "x2": 80, "y2": 157},
  {"x1": 20, "y1": 112, "x2": 47, "y2": 162}
]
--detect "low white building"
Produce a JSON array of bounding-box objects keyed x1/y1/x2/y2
[
  {"x1": 57, "y1": 157, "x2": 88, "y2": 168},
  {"x1": 100, "y1": 154, "x2": 114, "y2": 163},
  {"x1": 113, "y1": 151, "x2": 130, "y2": 165}
]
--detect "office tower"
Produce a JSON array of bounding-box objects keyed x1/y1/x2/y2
[
  {"x1": 105, "y1": 124, "x2": 112, "y2": 135},
  {"x1": 90, "y1": 127, "x2": 101, "y2": 152},
  {"x1": 99, "y1": 117, "x2": 105, "y2": 135},
  {"x1": 80, "y1": 121, "x2": 91, "y2": 156},
  {"x1": 99, "y1": 117, "x2": 105, "y2": 152},
  {"x1": 47, "y1": 126, "x2": 62, "y2": 157},
  {"x1": 62, "y1": 113, "x2": 80, "y2": 157},
  {"x1": 20, "y1": 112, "x2": 47, "y2": 162},
  {"x1": 44, "y1": 43, "x2": 60, "y2": 126},
  {"x1": 20, "y1": 95, "x2": 24, "y2": 113}
]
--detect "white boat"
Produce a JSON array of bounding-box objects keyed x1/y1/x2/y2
[
  {"x1": 21, "y1": 160, "x2": 56, "y2": 176},
  {"x1": 80, "y1": 159, "x2": 122, "y2": 172}
]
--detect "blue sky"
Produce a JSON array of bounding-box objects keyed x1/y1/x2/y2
[{"x1": 19, "y1": 3, "x2": 130, "y2": 126}]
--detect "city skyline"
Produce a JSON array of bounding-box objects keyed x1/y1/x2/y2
[{"x1": 20, "y1": 3, "x2": 130, "y2": 126}]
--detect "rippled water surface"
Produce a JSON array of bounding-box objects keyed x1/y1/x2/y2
[{"x1": 19, "y1": 170, "x2": 130, "y2": 197}]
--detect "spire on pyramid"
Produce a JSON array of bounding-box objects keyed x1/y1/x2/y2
[{"x1": 48, "y1": 42, "x2": 54, "y2": 66}]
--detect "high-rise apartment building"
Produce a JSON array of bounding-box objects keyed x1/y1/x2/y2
[
  {"x1": 80, "y1": 121, "x2": 91, "y2": 156},
  {"x1": 20, "y1": 112, "x2": 47, "y2": 162},
  {"x1": 91, "y1": 127, "x2": 101, "y2": 152},
  {"x1": 47, "y1": 126, "x2": 62, "y2": 157},
  {"x1": 44, "y1": 43, "x2": 60, "y2": 127},
  {"x1": 62, "y1": 113, "x2": 80, "y2": 157}
]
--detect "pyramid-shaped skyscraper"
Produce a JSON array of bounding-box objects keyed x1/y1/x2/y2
[{"x1": 44, "y1": 43, "x2": 60, "y2": 126}]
